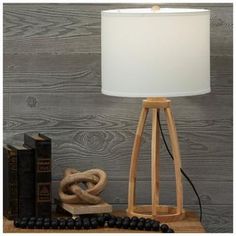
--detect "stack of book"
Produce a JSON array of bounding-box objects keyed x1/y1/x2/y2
[{"x1": 3, "y1": 133, "x2": 52, "y2": 219}]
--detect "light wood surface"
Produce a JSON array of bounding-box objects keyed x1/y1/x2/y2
[
  {"x1": 3, "y1": 210, "x2": 206, "y2": 233},
  {"x1": 3, "y1": 3, "x2": 233, "y2": 232}
]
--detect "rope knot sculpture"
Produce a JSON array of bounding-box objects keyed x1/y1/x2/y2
[{"x1": 58, "y1": 168, "x2": 108, "y2": 205}]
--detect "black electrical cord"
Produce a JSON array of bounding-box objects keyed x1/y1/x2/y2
[{"x1": 157, "y1": 112, "x2": 203, "y2": 222}]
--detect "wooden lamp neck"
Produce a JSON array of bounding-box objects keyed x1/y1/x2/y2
[
  {"x1": 147, "y1": 97, "x2": 168, "y2": 101},
  {"x1": 145, "y1": 97, "x2": 171, "y2": 109}
]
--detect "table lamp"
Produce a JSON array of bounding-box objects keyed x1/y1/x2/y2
[{"x1": 101, "y1": 6, "x2": 210, "y2": 221}]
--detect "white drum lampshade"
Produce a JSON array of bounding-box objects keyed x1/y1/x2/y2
[{"x1": 101, "y1": 8, "x2": 210, "y2": 97}]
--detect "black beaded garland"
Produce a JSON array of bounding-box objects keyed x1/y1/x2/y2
[
  {"x1": 66, "y1": 221, "x2": 75, "y2": 229},
  {"x1": 14, "y1": 218, "x2": 21, "y2": 228},
  {"x1": 13, "y1": 213, "x2": 175, "y2": 233},
  {"x1": 115, "y1": 219, "x2": 122, "y2": 228},
  {"x1": 91, "y1": 220, "x2": 98, "y2": 229},
  {"x1": 59, "y1": 219, "x2": 66, "y2": 229},
  {"x1": 149, "y1": 219, "x2": 156, "y2": 226},
  {"x1": 139, "y1": 217, "x2": 146, "y2": 223},
  {"x1": 66, "y1": 219, "x2": 75, "y2": 229},
  {"x1": 27, "y1": 220, "x2": 35, "y2": 229},
  {"x1": 75, "y1": 220, "x2": 82, "y2": 229},
  {"x1": 131, "y1": 216, "x2": 139, "y2": 222},
  {"x1": 21, "y1": 217, "x2": 28, "y2": 222},
  {"x1": 103, "y1": 213, "x2": 111, "y2": 221},
  {"x1": 123, "y1": 216, "x2": 131, "y2": 222},
  {"x1": 160, "y1": 224, "x2": 169, "y2": 233},
  {"x1": 152, "y1": 221, "x2": 160, "y2": 231},
  {"x1": 51, "y1": 219, "x2": 59, "y2": 229},
  {"x1": 43, "y1": 221, "x2": 51, "y2": 229},
  {"x1": 116, "y1": 216, "x2": 122, "y2": 222},
  {"x1": 35, "y1": 220, "x2": 43, "y2": 229},
  {"x1": 83, "y1": 217, "x2": 90, "y2": 223},
  {"x1": 110, "y1": 215, "x2": 117, "y2": 222},
  {"x1": 67, "y1": 218, "x2": 74, "y2": 223},
  {"x1": 167, "y1": 228, "x2": 175, "y2": 233},
  {"x1": 83, "y1": 219, "x2": 91, "y2": 229},
  {"x1": 44, "y1": 217, "x2": 50, "y2": 222},
  {"x1": 137, "y1": 221, "x2": 144, "y2": 230},
  {"x1": 122, "y1": 220, "x2": 130, "y2": 229},
  {"x1": 97, "y1": 215, "x2": 105, "y2": 226},
  {"x1": 144, "y1": 222, "x2": 152, "y2": 231},
  {"x1": 90, "y1": 217, "x2": 97, "y2": 222},
  {"x1": 130, "y1": 221, "x2": 137, "y2": 229},
  {"x1": 19, "y1": 220, "x2": 27, "y2": 228},
  {"x1": 108, "y1": 218, "x2": 115, "y2": 228}
]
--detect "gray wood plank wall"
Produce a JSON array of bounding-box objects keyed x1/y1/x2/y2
[{"x1": 3, "y1": 3, "x2": 233, "y2": 233}]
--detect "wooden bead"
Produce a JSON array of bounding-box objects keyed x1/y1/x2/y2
[
  {"x1": 160, "y1": 224, "x2": 169, "y2": 233},
  {"x1": 130, "y1": 221, "x2": 137, "y2": 229},
  {"x1": 35, "y1": 221, "x2": 43, "y2": 229},
  {"x1": 167, "y1": 228, "x2": 175, "y2": 233},
  {"x1": 115, "y1": 219, "x2": 122, "y2": 228},
  {"x1": 27, "y1": 221, "x2": 35, "y2": 229},
  {"x1": 20, "y1": 220, "x2": 27, "y2": 228},
  {"x1": 137, "y1": 221, "x2": 144, "y2": 230},
  {"x1": 91, "y1": 220, "x2": 98, "y2": 229},
  {"x1": 43, "y1": 221, "x2": 50, "y2": 229},
  {"x1": 97, "y1": 215, "x2": 105, "y2": 226},
  {"x1": 152, "y1": 221, "x2": 160, "y2": 231},
  {"x1": 14, "y1": 218, "x2": 21, "y2": 228},
  {"x1": 108, "y1": 219, "x2": 115, "y2": 228},
  {"x1": 59, "y1": 220, "x2": 66, "y2": 229},
  {"x1": 75, "y1": 220, "x2": 82, "y2": 229},
  {"x1": 144, "y1": 222, "x2": 152, "y2": 231},
  {"x1": 122, "y1": 220, "x2": 130, "y2": 229}
]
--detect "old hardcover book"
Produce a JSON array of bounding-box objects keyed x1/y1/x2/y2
[
  {"x1": 3, "y1": 144, "x2": 35, "y2": 219},
  {"x1": 3, "y1": 145, "x2": 18, "y2": 219},
  {"x1": 24, "y1": 133, "x2": 52, "y2": 217}
]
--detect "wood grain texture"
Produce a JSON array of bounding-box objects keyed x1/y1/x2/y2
[
  {"x1": 3, "y1": 3, "x2": 232, "y2": 233},
  {"x1": 3, "y1": 4, "x2": 232, "y2": 56},
  {"x1": 3, "y1": 130, "x2": 232, "y2": 181},
  {"x1": 186, "y1": 205, "x2": 233, "y2": 233},
  {"x1": 3, "y1": 93, "x2": 233, "y2": 131},
  {"x1": 52, "y1": 180, "x2": 232, "y2": 206}
]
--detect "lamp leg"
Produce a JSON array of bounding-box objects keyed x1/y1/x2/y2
[
  {"x1": 164, "y1": 107, "x2": 183, "y2": 213},
  {"x1": 128, "y1": 107, "x2": 149, "y2": 212},
  {"x1": 151, "y1": 108, "x2": 160, "y2": 217}
]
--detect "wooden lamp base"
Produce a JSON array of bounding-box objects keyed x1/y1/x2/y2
[{"x1": 127, "y1": 97, "x2": 185, "y2": 222}]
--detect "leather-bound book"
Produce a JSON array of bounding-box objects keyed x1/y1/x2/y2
[
  {"x1": 3, "y1": 144, "x2": 35, "y2": 219},
  {"x1": 24, "y1": 133, "x2": 52, "y2": 217},
  {"x1": 3, "y1": 145, "x2": 18, "y2": 219}
]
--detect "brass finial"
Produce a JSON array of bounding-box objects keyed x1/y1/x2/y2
[{"x1": 152, "y1": 5, "x2": 160, "y2": 12}]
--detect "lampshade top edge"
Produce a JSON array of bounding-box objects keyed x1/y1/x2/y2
[{"x1": 102, "y1": 8, "x2": 210, "y2": 16}]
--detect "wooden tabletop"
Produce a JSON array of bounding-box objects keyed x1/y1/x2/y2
[{"x1": 3, "y1": 210, "x2": 205, "y2": 233}]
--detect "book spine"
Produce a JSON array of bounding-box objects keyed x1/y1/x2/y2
[
  {"x1": 3, "y1": 147, "x2": 18, "y2": 219},
  {"x1": 24, "y1": 135, "x2": 52, "y2": 217},
  {"x1": 18, "y1": 149, "x2": 35, "y2": 217}
]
